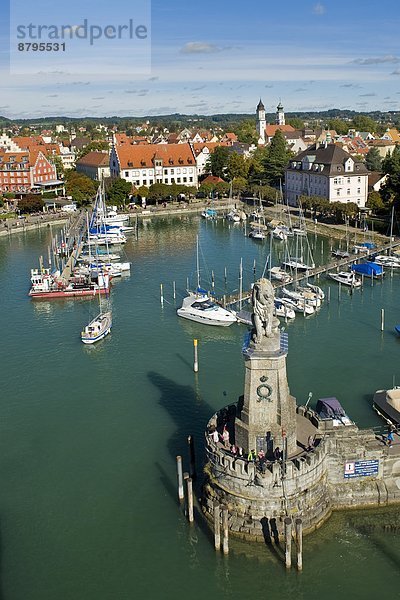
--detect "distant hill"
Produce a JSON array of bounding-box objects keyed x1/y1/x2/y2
[{"x1": 1, "y1": 110, "x2": 399, "y2": 129}]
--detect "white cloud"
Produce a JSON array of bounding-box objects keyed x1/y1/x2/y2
[
  {"x1": 180, "y1": 42, "x2": 221, "y2": 54},
  {"x1": 351, "y1": 55, "x2": 400, "y2": 65},
  {"x1": 312, "y1": 3, "x2": 326, "y2": 15}
]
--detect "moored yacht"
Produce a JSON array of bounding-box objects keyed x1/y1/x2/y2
[
  {"x1": 328, "y1": 271, "x2": 361, "y2": 287},
  {"x1": 177, "y1": 292, "x2": 236, "y2": 327}
]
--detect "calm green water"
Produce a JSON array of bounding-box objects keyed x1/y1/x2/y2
[{"x1": 0, "y1": 217, "x2": 399, "y2": 600}]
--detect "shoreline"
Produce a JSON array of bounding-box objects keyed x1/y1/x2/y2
[{"x1": 0, "y1": 199, "x2": 391, "y2": 247}]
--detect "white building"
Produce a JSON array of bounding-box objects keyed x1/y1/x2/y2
[
  {"x1": 76, "y1": 151, "x2": 110, "y2": 180},
  {"x1": 256, "y1": 99, "x2": 266, "y2": 145},
  {"x1": 110, "y1": 142, "x2": 198, "y2": 188},
  {"x1": 285, "y1": 143, "x2": 369, "y2": 208}
]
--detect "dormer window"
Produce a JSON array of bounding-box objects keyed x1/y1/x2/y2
[{"x1": 128, "y1": 161, "x2": 133, "y2": 167}]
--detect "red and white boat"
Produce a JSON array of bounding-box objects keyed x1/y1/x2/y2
[{"x1": 29, "y1": 268, "x2": 110, "y2": 299}]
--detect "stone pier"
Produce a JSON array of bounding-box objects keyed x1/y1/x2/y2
[{"x1": 202, "y1": 278, "x2": 400, "y2": 542}]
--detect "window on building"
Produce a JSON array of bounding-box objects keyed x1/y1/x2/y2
[
  {"x1": 143, "y1": 180, "x2": 147, "y2": 185},
  {"x1": 125, "y1": 171, "x2": 129, "y2": 177},
  {"x1": 177, "y1": 178, "x2": 181, "y2": 183},
  {"x1": 164, "y1": 169, "x2": 168, "y2": 175},
  {"x1": 136, "y1": 180, "x2": 140, "y2": 185},
  {"x1": 183, "y1": 177, "x2": 187, "y2": 183},
  {"x1": 357, "y1": 188, "x2": 360, "y2": 194},
  {"x1": 347, "y1": 177, "x2": 350, "y2": 183},
  {"x1": 358, "y1": 177, "x2": 361, "y2": 183},
  {"x1": 189, "y1": 177, "x2": 193, "y2": 182},
  {"x1": 337, "y1": 190, "x2": 340, "y2": 196},
  {"x1": 347, "y1": 189, "x2": 350, "y2": 195}
]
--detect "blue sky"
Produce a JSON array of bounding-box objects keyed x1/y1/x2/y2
[{"x1": 0, "y1": 0, "x2": 400, "y2": 118}]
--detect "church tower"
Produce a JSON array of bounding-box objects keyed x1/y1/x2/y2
[
  {"x1": 276, "y1": 100, "x2": 285, "y2": 126},
  {"x1": 256, "y1": 99, "x2": 266, "y2": 145}
]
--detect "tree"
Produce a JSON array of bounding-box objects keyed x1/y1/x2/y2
[
  {"x1": 366, "y1": 191, "x2": 385, "y2": 213},
  {"x1": 351, "y1": 115, "x2": 377, "y2": 134},
  {"x1": 136, "y1": 185, "x2": 149, "y2": 200},
  {"x1": 48, "y1": 154, "x2": 65, "y2": 179},
  {"x1": 76, "y1": 142, "x2": 109, "y2": 160},
  {"x1": 327, "y1": 119, "x2": 348, "y2": 135},
  {"x1": 262, "y1": 130, "x2": 292, "y2": 186},
  {"x1": 232, "y1": 120, "x2": 258, "y2": 144},
  {"x1": 65, "y1": 171, "x2": 97, "y2": 206},
  {"x1": 381, "y1": 146, "x2": 400, "y2": 204},
  {"x1": 231, "y1": 177, "x2": 247, "y2": 197},
  {"x1": 147, "y1": 183, "x2": 170, "y2": 202},
  {"x1": 106, "y1": 178, "x2": 132, "y2": 205},
  {"x1": 226, "y1": 152, "x2": 249, "y2": 181},
  {"x1": 207, "y1": 146, "x2": 230, "y2": 178},
  {"x1": 18, "y1": 194, "x2": 44, "y2": 213},
  {"x1": 365, "y1": 147, "x2": 382, "y2": 172},
  {"x1": 286, "y1": 117, "x2": 304, "y2": 130}
]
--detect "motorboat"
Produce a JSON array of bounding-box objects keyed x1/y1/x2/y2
[
  {"x1": 351, "y1": 262, "x2": 384, "y2": 279},
  {"x1": 201, "y1": 208, "x2": 217, "y2": 220},
  {"x1": 269, "y1": 267, "x2": 293, "y2": 284},
  {"x1": 374, "y1": 255, "x2": 400, "y2": 268},
  {"x1": 177, "y1": 293, "x2": 236, "y2": 326},
  {"x1": 81, "y1": 311, "x2": 112, "y2": 344},
  {"x1": 278, "y1": 296, "x2": 315, "y2": 315},
  {"x1": 328, "y1": 271, "x2": 361, "y2": 287},
  {"x1": 226, "y1": 210, "x2": 241, "y2": 223},
  {"x1": 373, "y1": 388, "x2": 400, "y2": 426},
  {"x1": 249, "y1": 228, "x2": 266, "y2": 240},
  {"x1": 332, "y1": 249, "x2": 350, "y2": 259},
  {"x1": 272, "y1": 227, "x2": 287, "y2": 241},
  {"x1": 282, "y1": 258, "x2": 313, "y2": 272},
  {"x1": 274, "y1": 299, "x2": 295, "y2": 320},
  {"x1": 305, "y1": 282, "x2": 325, "y2": 300},
  {"x1": 281, "y1": 287, "x2": 321, "y2": 308}
]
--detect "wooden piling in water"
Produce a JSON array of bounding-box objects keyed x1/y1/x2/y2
[
  {"x1": 160, "y1": 283, "x2": 164, "y2": 305},
  {"x1": 193, "y1": 339, "x2": 198, "y2": 373},
  {"x1": 381, "y1": 308, "x2": 385, "y2": 332},
  {"x1": 295, "y1": 518, "x2": 303, "y2": 571},
  {"x1": 284, "y1": 517, "x2": 292, "y2": 569},
  {"x1": 187, "y1": 478, "x2": 194, "y2": 523},
  {"x1": 173, "y1": 281, "x2": 176, "y2": 300},
  {"x1": 176, "y1": 455, "x2": 184, "y2": 502},
  {"x1": 188, "y1": 435, "x2": 196, "y2": 479},
  {"x1": 222, "y1": 506, "x2": 229, "y2": 554},
  {"x1": 214, "y1": 503, "x2": 221, "y2": 550}
]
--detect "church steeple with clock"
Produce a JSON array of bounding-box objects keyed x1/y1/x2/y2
[{"x1": 256, "y1": 98, "x2": 266, "y2": 145}]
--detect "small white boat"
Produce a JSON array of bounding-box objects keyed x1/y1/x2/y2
[
  {"x1": 282, "y1": 258, "x2": 314, "y2": 272},
  {"x1": 332, "y1": 249, "x2": 350, "y2": 259},
  {"x1": 281, "y1": 287, "x2": 321, "y2": 308},
  {"x1": 81, "y1": 311, "x2": 112, "y2": 344},
  {"x1": 272, "y1": 227, "x2": 287, "y2": 241},
  {"x1": 269, "y1": 267, "x2": 293, "y2": 284},
  {"x1": 249, "y1": 229, "x2": 266, "y2": 240},
  {"x1": 279, "y1": 296, "x2": 315, "y2": 315},
  {"x1": 305, "y1": 282, "x2": 325, "y2": 300},
  {"x1": 177, "y1": 293, "x2": 236, "y2": 326},
  {"x1": 226, "y1": 210, "x2": 241, "y2": 223},
  {"x1": 374, "y1": 255, "x2": 400, "y2": 268},
  {"x1": 274, "y1": 299, "x2": 295, "y2": 320},
  {"x1": 328, "y1": 271, "x2": 362, "y2": 287}
]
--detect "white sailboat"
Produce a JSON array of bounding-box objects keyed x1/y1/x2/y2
[
  {"x1": 328, "y1": 271, "x2": 361, "y2": 287},
  {"x1": 177, "y1": 237, "x2": 237, "y2": 327}
]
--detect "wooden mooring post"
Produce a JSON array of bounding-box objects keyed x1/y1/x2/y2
[
  {"x1": 295, "y1": 518, "x2": 303, "y2": 571},
  {"x1": 222, "y1": 506, "x2": 229, "y2": 555},
  {"x1": 381, "y1": 308, "x2": 385, "y2": 332},
  {"x1": 284, "y1": 517, "x2": 292, "y2": 569},
  {"x1": 176, "y1": 455, "x2": 184, "y2": 502},
  {"x1": 193, "y1": 339, "x2": 199, "y2": 373},
  {"x1": 214, "y1": 503, "x2": 221, "y2": 550},
  {"x1": 187, "y1": 477, "x2": 194, "y2": 523}
]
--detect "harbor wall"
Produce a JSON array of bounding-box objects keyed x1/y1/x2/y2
[{"x1": 203, "y1": 406, "x2": 400, "y2": 542}]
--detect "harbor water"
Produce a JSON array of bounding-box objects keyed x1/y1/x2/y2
[{"x1": 1, "y1": 216, "x2": 400, "y2": 600}]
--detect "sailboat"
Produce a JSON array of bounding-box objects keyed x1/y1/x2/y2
[
  {"x1": 249, "y1": 193, "x2": 267, "y2": 240},
  {"x1": 177, "y1": 237, "x2": 237, "y2": 327},
  {"x1": 81, "y1": 226, "x2": 112, "y2": 344}
]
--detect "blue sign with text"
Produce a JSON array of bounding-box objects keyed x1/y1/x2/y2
[{"x1": 344, "y1": 459, "x2": 379, "y2": 479}]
